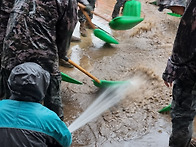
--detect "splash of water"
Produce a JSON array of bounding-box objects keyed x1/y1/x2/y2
[{"x1": 68, "y1": 76, "x2": 144, "y2": 133}]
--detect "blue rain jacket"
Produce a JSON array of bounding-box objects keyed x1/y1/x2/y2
[{"x1": 0, "y1": 99, "x2": 72, "y2": 147}]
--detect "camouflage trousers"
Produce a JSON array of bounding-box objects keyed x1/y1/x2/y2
[
  {"x1": 169, "y1": 79, "x2": 196, "y2": 147},
  {"x1": 0, "y1": 68, "x2": 64, "y2": 120},
  {"x1": 112, "y1": 0, "x2": 127, "y2": 19}
]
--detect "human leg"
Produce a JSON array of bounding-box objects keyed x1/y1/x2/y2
[
  {"x1": 44, "y1": 74, "x2": 64, "y2": 120},
  {"x1": 0, "y1": 68, "x2": 11, "y2": 100},
  {"x1": 169, "y1": 79, "x2": 196, "y2": 147},
  {"x1": 112, "y1": 0, "x2": 125, "y2": 19},
  {"x1": 78, "y1": 8, "x2": 87, "y2": 37},
  {"x1": 121, "y1": 0, "x2": 127, "y2": 14}
]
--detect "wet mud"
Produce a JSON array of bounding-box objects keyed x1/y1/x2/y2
[{"x1": 59, "y1": 0, "x2": 191, "y2": 146}]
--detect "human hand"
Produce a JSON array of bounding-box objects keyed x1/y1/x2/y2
[
  {"x1": 170, "y1": 6, "x2": 184, "y2": 15},
  {"x1": 164, "y1": 81, "x2": 172, "y2": 87},
  {"x1": 84, "y1": 4, "x2": 93, "y2": 12}
]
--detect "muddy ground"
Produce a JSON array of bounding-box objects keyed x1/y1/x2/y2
[{"x1": 59, "y1": 0, "x2": 193, "y2": 147}]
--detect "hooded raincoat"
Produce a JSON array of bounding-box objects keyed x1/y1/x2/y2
[{"x1": 0, "y1": 62, "x2": 72, "y2": 147}]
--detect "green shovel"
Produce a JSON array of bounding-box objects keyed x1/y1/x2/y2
[
  {"x1": 158, "y1": 104, "x2": 171, "y2": 113},
  {"x1": 61, "y1": 72, "x2": 83, "y2": 85},
  {"x1": 167, "y1": 12, "x2": 182, "y2": 17},
  {"x1": 78, "y1": 3, "x2": 119, "y2": 44},
  {"x1": 109, "y1": 0, "x2": 144, "y2": 30},
  {"x1": 63, "y1": 57, "x2": 128, "y2": 88},
  {"x1": 109, "y1": 16, "x2": 144, "y2": 30}
]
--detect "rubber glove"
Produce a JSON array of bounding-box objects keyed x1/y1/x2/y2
[{"x1": 84, "y1": 4, "x2": 93, "y2": 12}]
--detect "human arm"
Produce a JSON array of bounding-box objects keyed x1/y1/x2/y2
[
  {"x1": 42, "y1": 109, "x2": 72, "y2": 147},
  {"x1": 162, "y1": 57, "x2": 187, "y2": 87},
  {"x1": 77, "y1": 0, "x2": 93, "y2": 12},
  {"x1": 162, "y1": 0, "x2": 196, "y2": 87},
  {"x1": 169, "y1": 6, "x2": 185, "y2": 15},
  {"x1": 162, "y1": 58, "x2": 176, "y2": 87},
  {"x1": 55, "y1": 120, "x2": 72, "y2": 147},
  {"x1": 157, "y1": 0, "x2": 187, "y2": 15}
]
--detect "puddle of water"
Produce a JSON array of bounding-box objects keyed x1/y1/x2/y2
[
  {"x1": 102, "y1": 130, "x2": 170, "y2": 147},
  {"x1": 92, "y1": 15, "x2": 112, "y2": 34},
  {"x1": 70, "y1": 45, "x2": 81, "y2": 65},
  {"x1": 68, "y1": 76, "x2": 145, "y2": 133},
  {"x1": 72, "y1": 22, "x2": 81, "y2": 39},
  {"x1": 91, "y1": 33, "x2": 106, "y2": 49}
]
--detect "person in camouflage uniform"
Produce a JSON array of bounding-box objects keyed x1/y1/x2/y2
[
  {"x1": 77, "y1": 0, "x2": 95, "y2": 37},
  {"x1": 162, "y1": 0, "x2": 196, "y2": 146},
  {"x1": 0, "y1": 0, "x2": 78, "y2": 120}
]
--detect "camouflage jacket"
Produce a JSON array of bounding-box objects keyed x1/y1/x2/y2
[
  {"x1": 157, "y1": 0, "x2": 188, "y2": 11},
  {"x1": 162, "y1": 0, "x2": 196, "y2": 82},
  {"x1": 0, "y1": 0, "x2": 77, "y2": 75},
  {"x1": 0, "y1": 0, "x2": 15, "y2": 65}
]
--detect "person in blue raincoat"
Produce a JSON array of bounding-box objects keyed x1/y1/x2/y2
[{"x1": 0, "y1": 62, "x2": 72, "y2": 147}]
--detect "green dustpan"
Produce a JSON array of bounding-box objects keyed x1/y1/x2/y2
[
  {"x1": 109, "y1": 16, "x2": 144, "y2": 30},
  {"x1": 61, "y1": 72, "x2": 83, "y2": 85},
  {"x1": 93, "y1": 29, "x2": 119, "y2": 44},
  {"x1": 93, "y1": 80, "x2": 129, "y2": 88},
  {"x1": 158, "y1": 104, "x2": 171, "y2": 113},
  {"x1": 123, "y1": 0, "x2": 141, "y2": 17},
  {"x1": 167, "y1": 12, "x2": 182, "y2": 17}
]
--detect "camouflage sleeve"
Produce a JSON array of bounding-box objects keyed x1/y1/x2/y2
[
  {"x1": 0, "y1": 0, "x2": 15, "y2": 64},
  {"x1": 77, "y1": 0, "x2": 90, "y2": 6},
  {"x1": 56, "y1": 0, "x2": 78, "y2": 59},
  {"x1": 162, "y1": 58, "x2": 186, "y2": 83},
  {"x1": 157, "y1": 0, "x2": 187, "y2": 11}
]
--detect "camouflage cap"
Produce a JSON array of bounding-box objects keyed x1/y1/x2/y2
[{"x1": 8, "y1": 62, "x2": 50, "y2": 102}]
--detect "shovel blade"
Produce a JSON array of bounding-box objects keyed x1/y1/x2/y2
[
  {"x1": 109, "y1": 16, "x2": 144, "y2": 30},
  {"x1": 167, "y1": 12, "x2": 182, "y2": 17},
  {"x1": 158, "y1": 104, "x2": 171, "y2": 113},
  {"x1": 93, "y1": 29, "x2": 119, "y2": 44},
  {"x1": 61, "y1": 72, "x2": 83, "y2": 85},
  {"x1": 93, "y1": 80, "x2": 129, "y2": 88}
]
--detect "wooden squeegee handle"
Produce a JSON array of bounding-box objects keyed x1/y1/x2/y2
[
  {"x1": 91, "y1": 11, "x2": 111, "y2": 22},
  {"x1": 64, "y1": 57, "x2": 101, "y2": 84},
  {"x1": 78, "y1": 3, "x2": 111, "y2": 22},
  {"x1": 80, "y1": 8, "x2": 96, "y2": 29}
]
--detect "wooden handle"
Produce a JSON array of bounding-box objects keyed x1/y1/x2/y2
[
  {"x1": 78, "y1": 3, "x2": 96, "y2": 29},
  {"x1": 78, "y1": 2, "x2": 86, "y2": 9},
  {"x1": 68, "y1": 59, "x2": 101, "y2": 84},
  {"x1": 92, "y1": 11, "x2": 111, "y2": 22},
  {"x1": 78, "y1": 3, "x2": 111, "y2": 22}
]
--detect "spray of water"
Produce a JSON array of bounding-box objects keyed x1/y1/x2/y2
[{"x1": 68, "y1": 76, "x2": 144, "y2": 133}]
